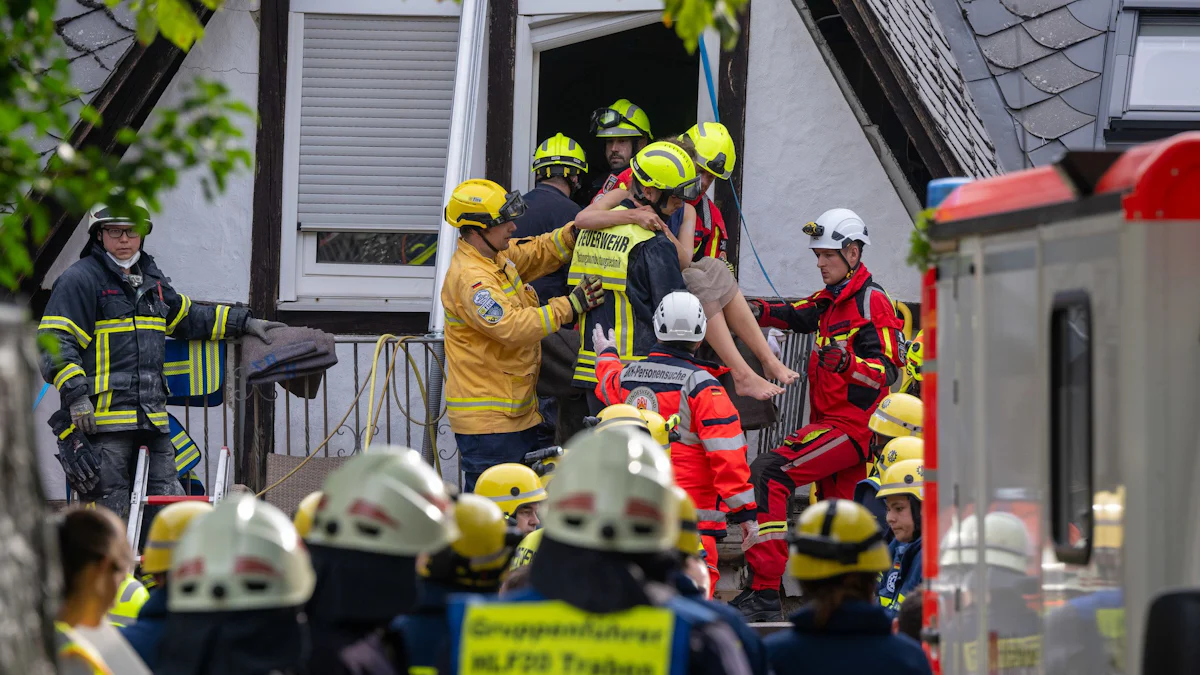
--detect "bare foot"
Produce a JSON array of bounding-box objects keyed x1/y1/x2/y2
[
  {"x1": 732, "y1": 368, "x2": 785, "y2": 401},
  {"x1": 763, "y1": 358, "x2": 800, "y2": 385}
]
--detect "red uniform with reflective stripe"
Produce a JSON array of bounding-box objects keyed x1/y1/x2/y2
[
  {"x1": 594, "y1": 168, "x2": 728, "y2": 264},
  {"x1": 595, "y1": 344, "x2": 756, "y2": 592},
  {"x1": 743, "y1": 264, "x2": 905, "y2": 591}
]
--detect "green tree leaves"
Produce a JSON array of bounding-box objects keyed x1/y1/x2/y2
[{"x1": 0, "y1": 0, "x2": 253, "y2": 289}]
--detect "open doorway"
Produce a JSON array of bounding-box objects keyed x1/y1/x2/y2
[{"x1": 536, "y1": 22, "x2": 700, "y2": 206}]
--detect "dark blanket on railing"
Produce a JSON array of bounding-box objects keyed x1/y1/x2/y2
[{"x1": 242, "y1": 326, "x2": 338, "y2": 399}]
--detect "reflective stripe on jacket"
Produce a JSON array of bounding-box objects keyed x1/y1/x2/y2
[
  {"x1": 877, "y1": 538, "x2": 922, "y2": 616},
  {"x1": 441, "y1": 226, "x2": 577, "y2": 435},
  {"x1": 39, "y1": 242, "x2": 249, "y2": 433},
  {"x1": 751, "y1": 264, "x2": 904, "y2": 447},
  {"x1": 55, "y1": 621, "x2": 112, "y2": 675},
  {"x1": 595, "y1": 345, "x2": 756, "y2": 536}
]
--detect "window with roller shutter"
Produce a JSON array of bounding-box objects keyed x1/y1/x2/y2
[{"x1": 280, "y1": 7, "x2": 461, "y2": 309}]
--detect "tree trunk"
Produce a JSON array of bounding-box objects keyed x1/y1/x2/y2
[{"x1": 0, "y1": 304, "x2": 58, "y2": 674}]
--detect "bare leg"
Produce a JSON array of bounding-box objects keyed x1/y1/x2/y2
[
  {"x1": 705, "y1": 312, "x2": 784, "y2": 401},
  {"x1": 724, "y1": 290, "x2": 800, "y2": 385}
]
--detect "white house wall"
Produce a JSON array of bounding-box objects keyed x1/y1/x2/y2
[{"x1": 738, "y1": 0, "x2": 920, "y2": 303}]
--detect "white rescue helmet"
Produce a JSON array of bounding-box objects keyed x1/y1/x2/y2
[
  {"x1": 169, "y1": 496, "x2": 315, "y2": 613},
  {"x1": 543, "y1": 427, "x2": 679, "y2": 554},
  {"x1": 307, "y1": 446, "x2": 458, "y2": 557},
  {"x1": 654, "y1": 291, "x2": 707, "y2": 343},
  {"x1": 87, "y1": 198, "x2": 154, "y2": 237},
  {"x1": 939, "y1": 512, "x2": 1031, "y2": 574},
  {"x1": 805, "y1": 208, "x2": 870, "y2": 251}
]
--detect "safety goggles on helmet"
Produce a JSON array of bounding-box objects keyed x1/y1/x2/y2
[
  {"x1": 452, "y1": 190, "x2": 528, "y2": 229},
  {"x1": 590, "y1": 107, "x2": 651, "y2": 138},
  {"x1": 802, "y1": 221, "x2": 824, "y2": 237},
  {"x1": 698, "y1": 153, "x2": 729, "y2": 178}
]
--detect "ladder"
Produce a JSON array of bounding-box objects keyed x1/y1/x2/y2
[{"x1": 126, "y1": 444, "x2": 232, "y2": 554}]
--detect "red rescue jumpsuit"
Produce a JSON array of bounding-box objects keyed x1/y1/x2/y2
[
  {"x1": 745, "y1": 264, "x2": 904, "y2": 591},
  {"x1": 595, "y1": 344, "x2": 756, "y2": 594}
]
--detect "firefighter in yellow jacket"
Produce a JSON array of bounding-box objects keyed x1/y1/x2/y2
[{"x1": 441, "y1": 178, "x2": 609, "y2": 491}]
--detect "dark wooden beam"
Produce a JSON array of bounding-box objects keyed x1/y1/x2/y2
[
  {"x1": 714, "y1": 1, "x2": 751, "y2": 274},
  {"x1": 20, "y1": 10, "x2": 215, "y2": 297},
  {"x1": 830, "y1": 0, "x2": 957, "y2": 177},
  {"x1": 485, "y1": 0, "x2": 518, "y2": 187},
  {"x1": 243, "y1": 0, "x2": 290, "y2": 490}
]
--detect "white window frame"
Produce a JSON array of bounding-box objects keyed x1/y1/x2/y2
[
  {"x1": 509, "y1": 2, "x2": 719, "y2": 194},
  {"x1": 279, "y1": 0, "x2": 462, "y2": 313}
]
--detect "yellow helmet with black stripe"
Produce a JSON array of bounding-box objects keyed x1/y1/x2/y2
[{"x1": 533, "y1": 133, "x2": 587, "y2": 179}]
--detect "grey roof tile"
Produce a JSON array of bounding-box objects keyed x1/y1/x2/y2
[
  {"x1": 996, "y1": 69, "x2": 1056, "y2": 107},
  {"x1": 1000, "y1": 0, "x2": 1074, "y2": 19},
  {"x1": 1058, "y1": 121, "x2": 1097, "y2": 149},
  {"x1": 1021, "y1": 52, "x2": 1098, "y2": 93},
  {"x1": 862, "y1": 0, "x2": 1001, "y2": 175},
  {"x1": 1062, "y1": 33, "x2": 1108, "y2": 72},
  {"x1": 1028, "y1": 139, "x2": 1068, "y2": 165},
  {"x1": 57, "y1": 10, "x2": 130, "y2": 53},
  {"x1": 1066, "y1": 0, "x2": 1114, "y2": 32},
  {"x1": 67, "y1": 53, "x2": 112, "y2": 94},
  {"x1": 978, "y1": 25, "x2": 1056, "y2": 68},
  {"x1": 1023, "y1": 7, "x2": 1101, "y2": 48},
  {"x1": 1013, "y1": 95, "x2": 1094, "y2": 138},
  {"x1": 965, "y1": 0, "x2": 1023, "y2": 37},
  {"x1": 50, "y1": 0, "x2": 136, "y2": 110},
  {"x1": 1017, "y1": 127, "x2": 1052, "y2": 152},
  {"x1": 1058, "y1": 72, "x2": 1103, "y2": 113},
  {"x1": 988, "y1": 61, "x2": 1014, "y2": 76}
]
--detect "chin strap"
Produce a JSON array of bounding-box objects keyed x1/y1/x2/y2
[
  {"x1": 466, "y1": 225, "x2": 502, "y2": 256},
  {"x1": 632, "y1": 182, "x2": 671, "y2": 222}
]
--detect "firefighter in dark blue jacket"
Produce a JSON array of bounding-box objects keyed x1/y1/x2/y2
[
  {"x1": 38, "y1": 200, "x2": 279, "y2": 518},
  {"x1": 764, "y1": 499, "x2": 932, "y2": 675},
  {"x1": 876, "y1": 459, "x2": 924, "y2": 617},
  {"x1": 568, "y1": 141, "x2": 692, "y2": 412},
  {"x1": 390, "y1": 492, "x2": 522, "y2": 674},
  {"x1": 511, "y1": 133, "x2": 587, "y2": 302}
]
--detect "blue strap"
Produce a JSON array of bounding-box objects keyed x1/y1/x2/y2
[
  {"x1": 698, "y1": 35, "x2": 783, "y2": 299},
  {"x1": 33, "y1": 382, "x2": 50, "y2": 411}
]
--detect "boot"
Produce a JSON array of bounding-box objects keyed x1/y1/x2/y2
[
  {"x1": 735, "y1": 589, "x2": 783, "y2": 623},
  {"x1": 728, "y1": 587, "x2": 754, "y2": 608}
]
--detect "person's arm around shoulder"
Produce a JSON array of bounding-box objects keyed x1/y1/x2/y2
[
  {"x1": 576, "y1": 189, "x2": 666, "y2": 232},
  {"x1": 506, "y1": 222, "x2": 580, "y2": 283}
]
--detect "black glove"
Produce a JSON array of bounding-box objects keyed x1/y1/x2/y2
[
  {"x1": 49, "y1": 409, "x2": 101, "y2": 494},
  {"x1": 568, "y1": 274, "x2": 605, "y2": 318},
  {"x1": 816, "y1": 343, "x2": 852, "y2": 373}
]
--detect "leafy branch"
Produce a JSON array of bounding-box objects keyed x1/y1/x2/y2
[
  {"x1": 0, "y1": 0, "x2": 253, "y2": 289},
  {"x1": 907, "y1": 208, "x2": 936, "y2": 271},
  {"x1": 663, "y1": 0, "x2": 751, "y2": 52}
]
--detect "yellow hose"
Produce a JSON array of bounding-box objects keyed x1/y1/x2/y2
[{"x1": 257, "y1": 334, "x2": 448, "y2": 497}]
